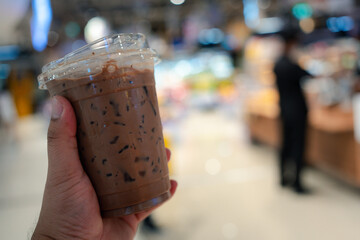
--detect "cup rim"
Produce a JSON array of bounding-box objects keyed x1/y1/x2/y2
[{"x1": 38, "y1": 33, "x2": 160, "y2": 89}]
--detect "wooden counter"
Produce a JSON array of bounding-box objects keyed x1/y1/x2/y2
[
  {"x1": 306, "y1": 106, "x2": 360, "y2": 185},
  {"x1": 246, "y1": 105, "x2": 360, "y2": 186}
]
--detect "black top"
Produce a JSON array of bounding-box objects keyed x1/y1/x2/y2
[{"x1": 274, "y1": 55, "x2": 310, "y2": 119}]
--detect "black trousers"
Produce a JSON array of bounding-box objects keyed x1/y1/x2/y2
[{"x1": 280, "y1": 114, "x2": 307, "y2": 186}]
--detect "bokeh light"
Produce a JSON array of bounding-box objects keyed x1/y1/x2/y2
[
  {"x1": 299, "y1": 18, "x2": 315, "y2": 34},
  {"x1": 65, "y1": 21, "x2": 81, "y2": 39},
  {"x1": 198, "y1": 28, "x2": 224, "y2": 45},
  {"x1": 47, "y1": 31, "x2": 59, "y2": 47},
  {"x1": 327, "y1": 16, "x2": 354, "y2": 33},
  {"x1": 71, "y1": 39, "x2": 87, "y2": 51},
  {"x1": 205, "y1": 158, "x2": 221, "y2": 175},
  {"x1": 84, "y1": 17, "x2": 110, "y2": 43},
  {"x1": 170, "y1": 0, "x2": 185, "y2": 5},
  {"x1": 292, "y1": 3, "x2": 313, "y2": 20},
  {"x1": 30, "y1": 0, "x2": 52, "y2": 51}
]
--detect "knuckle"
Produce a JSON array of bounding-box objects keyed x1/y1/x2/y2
[
  {"x1": 47, "y1": 124, "x2": 67, "y2": 144},
  {"x1": 47, "y1": 128, "x2": 78, "y2": 150},
  {"x1": 47, "y1": 127, "x2": 59, "y2": 143}
]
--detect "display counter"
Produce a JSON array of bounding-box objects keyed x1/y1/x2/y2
[
  {"x1": 245, "y1": 89, "x2": 281, "y2": 148},
  {"x1": 246, "y1": 100, "x2": 360, "y2": 186},
  {"x1": 306, "y1": 106, "x2": 360, "y2": 185}
]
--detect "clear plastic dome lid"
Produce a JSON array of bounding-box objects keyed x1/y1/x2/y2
[{"x1": 38, "y1": 33, "x2": 160, "y2": 89}]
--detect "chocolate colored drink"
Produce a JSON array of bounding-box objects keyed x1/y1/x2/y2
[{"x1": 38, "y1": 34, "x2": 170, "y2": 217}]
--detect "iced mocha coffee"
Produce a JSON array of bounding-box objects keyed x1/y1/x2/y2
[{"x1": 39, "y1": 34, "x2": 170, "y2": 217}]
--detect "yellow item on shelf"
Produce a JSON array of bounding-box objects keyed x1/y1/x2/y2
[
  {"x1": 8, "y1": 70, "x2": 35, "y2": 117},
  {"x1": 163, "y1": 132, "x2": 174, "y2": 176}
]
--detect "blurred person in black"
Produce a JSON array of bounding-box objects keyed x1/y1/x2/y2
[{"x1": 273, "y1": 30, "x2": 311, "y2": 194}]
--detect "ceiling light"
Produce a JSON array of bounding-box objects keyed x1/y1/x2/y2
[
  {"x1": 170, "y1": 0, "x2": 185, "y2": 5},
  {"x1": 84, "y1": 17, "x2": 110, "y2": 43}
]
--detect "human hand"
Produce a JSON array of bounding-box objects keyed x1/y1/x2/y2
[{"x1": 32, "y1": 96, "x2": 177, "y2": 240}]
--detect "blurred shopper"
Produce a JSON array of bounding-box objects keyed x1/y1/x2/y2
[{"x1": 273, "y1": 30, "x2": 311, "y2": 194}]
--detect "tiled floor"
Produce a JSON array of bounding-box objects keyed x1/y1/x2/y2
[{"x1": 1, "y1": 109, "x2": 360, "y2": 240}]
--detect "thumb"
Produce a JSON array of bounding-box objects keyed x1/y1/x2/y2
[{"x1": 47, "y1": 96, "x2": 84, "y2": 183}]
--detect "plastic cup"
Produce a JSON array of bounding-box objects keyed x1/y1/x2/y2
[{"x1": 38, "y1": 33, "x2": 170, "y2": 217}]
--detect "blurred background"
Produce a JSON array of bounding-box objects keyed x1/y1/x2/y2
[{"x1": 1, "y1": 0, "x2": 360, "y2": 239}]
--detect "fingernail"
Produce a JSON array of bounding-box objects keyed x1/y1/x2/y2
[{"x1": 51, "y1": 97, "x2": 63, "y2": 120}]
